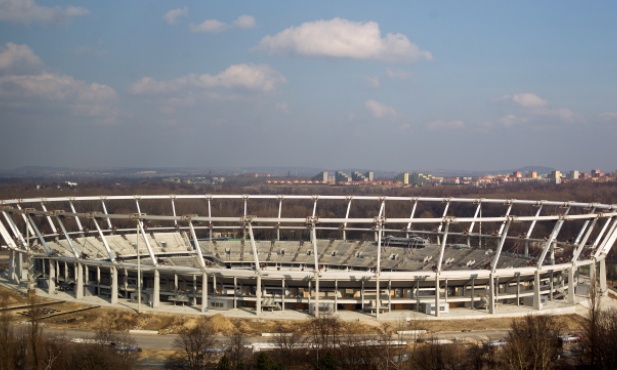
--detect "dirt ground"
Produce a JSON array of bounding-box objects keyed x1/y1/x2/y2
[{"x1": 1, "y1": 285, "x2": 587, "y2": 336}]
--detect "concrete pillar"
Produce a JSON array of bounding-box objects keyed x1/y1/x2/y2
[
  {"x1": 435, "y1": 276, "x2": 440, "y2": 317},
  {"x1": 488, "y1": 275, "x2": 496, "y2": 314},
  {"x1": 533, "y1": 270, "x2": 541, "y2": 310},
  {"x1": 361, "y1": 280, "x2": 365, "y2": 312},
  {"x1": 516, "y1": 274, "x2": 521, "y2": 306},
  {"x1": 8, "y1": 250, "x2": 16, "y2": 283},
  {"x1": 201, "y1": 272, "x2": 208, "y2": 312},
  {"x1": 123, "y1": 269, "x2": 128, "y2": 298},
  {"x1": 111, "y1": 266, "x2": 118, "y2": 305},
  {"x1": 153, "y1": 269, "x2": 160, "y2": 308},
  {"x1": 568, "y1": 265, "x2": 576, "y2": 304},
  {"x1": 375, "y1": 275, "x2": 380, "y2": 318},
  {"x1": 334, "y1": 279, "x2": 338, "y2": 313},
  {"x1": 48, "y1": 260, "x2": 56, "y2": 294},
  {"x1": 389, "y1": 280, "x2": 394, "y2": 313},
  {"x1": 281, "y1": 278, "x2": 286, "y2": 311},
  {"x1": 549, "y1": 271, "x2": 554, "y2": 301},
  {"x1": 233, "y1": 277, "x2": 237, "y2": 309},
  {"x1": 193, "y1": 275, "x2": 197, "y2": 306},
  {"x1": 471, "y1": 278, "x2": 475, "y2": 310},
  {"x1": 600, "y1": 259, "x2": 608, "y2": 296},
  {"x1": 64, "y1": 262, "x2": 68, "y2": 282},
  {"x1": 256, "y1": 274, "x2": 261, "y2": 315},
  {"x1": 75, "y1": 263, "x2": 83, "y2": 300},
  {"x1": 96, "y1": 266, "x2": 100, "y2": 296},
  {"x1": 17, "y1": 253, "x2": 23, "y2": 282},
  {"x1": 415, "y1": 280, "x2": 420, "y2": 312}
]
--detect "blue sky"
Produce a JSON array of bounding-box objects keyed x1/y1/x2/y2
[{"x1": 1, "y1": 1, "x2": 616, "y2": 173}]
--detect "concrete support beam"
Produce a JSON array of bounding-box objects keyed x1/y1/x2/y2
[
  {"x1": 488, "y1": 274, "x2": 495, "y2": 314},
  {"x1": 8, "y1": 250, "x2": 17, "y2": 283},
  {"x1": 568, "y1": 265, "x2": 576, "y2": 304},
  {"x1": 75, "y1": 263, "x2": 83, "y2": 300},
  {"x1": 48, "y1": 260, "x2": 55, "y2": 294},
  {"x1": 600, "y1": 259, "x2": 608, "y2": 296},
  {"x1": 256, "y1": 273, "x2": 262, "y2": 315},
  {"x1": 533, "y1": 270, "x2": 541, "y2": 310},
  {"x1": 111, "y1": 266, "x2": 118, "y2": 305},
  {"x1": 435, "y1": 277, "x2": 440, "y2": 317},
  {"x1": 201, "y1": 272, "x2": 208, "y2": 312},
  {"x1": 153, "y1": 269, "x2": 160, "y2": 308}
]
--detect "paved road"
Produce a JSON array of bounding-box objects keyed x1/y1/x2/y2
[{"x1": 37, "y1": 326, "x2": 510, "y2": 351}]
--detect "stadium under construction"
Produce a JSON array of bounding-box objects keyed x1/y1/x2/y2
[{"x1": 1, "y1": 195, "x2": 615, "y2": 317}]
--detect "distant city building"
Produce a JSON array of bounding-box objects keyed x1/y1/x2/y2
[
  {"x1": 591, "y1": 169, "x2": 603, "y2": 178},
  {"x1": 335, "y1": 171, "x2": 352, "y2": 184},
  {"x1": 312, "y1": 171, "x2": 329, "y2": 183},
  {"x1": 351, "y1": 171, "x2": 368, "y2": 182},
  {"x1": 568, "y1": 170, "x2": 580, "y2": 180},
  {"x1": 528, "y1": 171, "x2": 538, "y2": 179},
  {"x1": 549, "y1": 170, "x2": 562, "y2": 184},
  {"x1": 394, "y1": 172, "x2": 409, "y2": 185}
]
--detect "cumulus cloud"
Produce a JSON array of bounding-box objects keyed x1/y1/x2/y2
[
  {"x1": 0, "y1": 42, "x2": 43, "y2": 72},
  {"x1": 0, "y1": 43, "x2": 117, "y2": 123},
  {"x1": 365, "y1": 99, "x2": 396, "y2": 118},
  {"x1": 190, "y1": 19, "x2": 227, "y2": 33},
  {"x1": 499, "y1": 93, "x2": 547, "y2": 108},
  {"x1": 0, "y1": 0, "x2": 89, "y2": 24},
  {"x1": 256, "y1": 18, "x2": 432, "y2": 63},
  {"x1": 190, "y1": 15, "x2": 256, "y2": 33},
  {"x1": 234, "y1": 15, "x2": 256, "y2": 28},
  {"x1": 163, "y1": 6, "x2": 188, "y2": 25},
  {"x1": 131, "y1": 64, "x2": 286, "y2": 95},
  {"x1": 426, "y1": 120, "x2": 465, "y2": 130},
  {"x1": 494, "y1": 92, "x2": 581, "y2": 127},
  {"x1": 0, "y1": 72, "x2": 117, "y2": 121}
]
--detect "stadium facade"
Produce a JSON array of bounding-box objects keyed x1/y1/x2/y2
[{"x1": 1, "y1": 195, "x2": 615, "y2": 317}]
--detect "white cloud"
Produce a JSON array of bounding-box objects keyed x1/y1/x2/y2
[
  {"x1": 500, "y1": 93, "x2": 547, "y2": 108},
  {"x1": 0, "y1": 72, "x2": 117, "y2": 122},
  {"x1": 131, "y1": 64, "x2": 286, "y2": 95},
  {"x1": 256, "y1": 18, "x2": 432, "y2": 63},
  {"x1": 163, "y1": 7, "x2": 188, "y2": 25},
  {"x1": 385, "y1": 67, "x2": 412, "y2": 80},
  {"x1": 0, "y1": 42, "x2": 43, "y2": 72},
  {"x1": 494, "y1": 93, "x2": 581, "y2": 127},
  {"x1": 234, "y1": 15, "x2": 256, "y2": 28},
  {"x1": 0, "y1": 0, "x2": 89, "y2": 24},
  {"x1": 365, "y1": 99, "x2": 396, "y2": 118},
  {"x1": 190, "y1": 19, "x2": 227, "y2": 33},
  {"x1": 599, "y1": 112, "x2": 617, "y2": 121},
  {"x1": 426, "y1": 120, "x2": 465, "y2": 130}
]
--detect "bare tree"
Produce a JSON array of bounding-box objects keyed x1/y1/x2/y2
[
  {"x1": 304, "y1": 314, "x2": 343, "y2": 366},
  {"x1": 407, "y1": 337, "x2": 465, "y2": 370},
  {"x1": 222, "y1": 330, "x2": 250, "y2": 370},
  {"x1": 173, "y1": 317, "x2": 219, "y2": 370},
  {"x1": 501, "y1": 315, "x2": 564, "y2": 370},
  {"x1": 582, "y1": 277, "x2": 617, "y2": 370}
]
